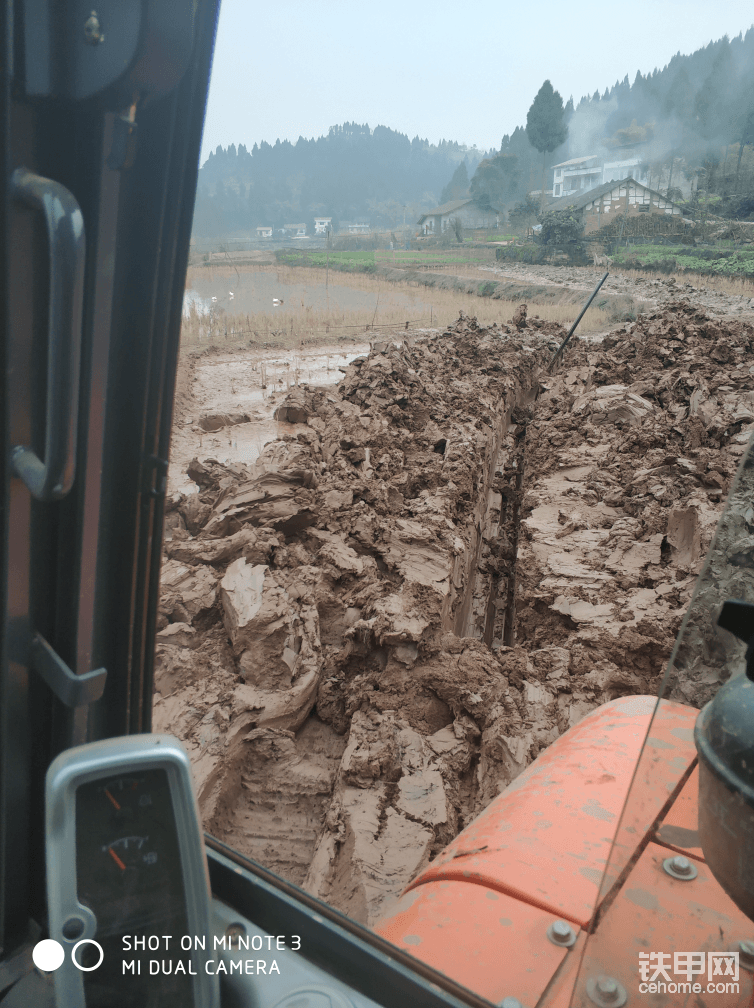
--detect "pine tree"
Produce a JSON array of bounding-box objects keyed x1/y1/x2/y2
[
  {"x1": 693, "y1": 45, "x2": 735, "y2": 139},
  {"x1": 664, "y1": 67, "x2": 694, "y2": 121},
  {"x1": 736, "y1": 107, "x2": 754, "y2": 187},
  {"x1": 525, "y1": 80, "x2": 568, "y2": 209}
]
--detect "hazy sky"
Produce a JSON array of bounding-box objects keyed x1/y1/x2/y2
[{"x1": 200, "y1": 0, "x2": 754, "y2": 164}]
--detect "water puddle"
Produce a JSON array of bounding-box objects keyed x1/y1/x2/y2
[
  {"x1": 169, "y1": 343, "x2": 370, "y2": 494},
  {"x1": 183, "y1": 269, "x2": 429, "y2": 317}
]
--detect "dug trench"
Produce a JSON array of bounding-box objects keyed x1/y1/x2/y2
[{"x1": 153, "y1": 300, "x2": 754, "y2": 927}]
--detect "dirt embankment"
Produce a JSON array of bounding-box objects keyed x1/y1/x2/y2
[
  {"x1": 154, "y1": 299, "x2": 754, "y2": 927},
  {"x1": 482, "y1": 261, "x2": 754, "y2": 318}
]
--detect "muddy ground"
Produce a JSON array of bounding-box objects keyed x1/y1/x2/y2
[
  {"x1": 154, "y1": 274, "x2": 754, "y2": 928},
  {"x1": 168, "y1": 342, "x2": 370, "y2": 494},
  {"x1": 479, "y1": 261, "x2": 754, "y2": 318}
]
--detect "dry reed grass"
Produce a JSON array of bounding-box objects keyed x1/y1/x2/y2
[
  {"x1": 181, "y1": 264, "x2": 611, "y2": 350},
  {"x1": 611, "y1": 265, "x2": 754, "y2": 295}
]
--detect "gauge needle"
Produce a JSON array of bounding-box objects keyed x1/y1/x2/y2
[
  {"x1": 108, "y1": 847, "x2": 126, "y2": 871},
  {"x1": 104, "y1": 788, "x2": 121, "y2": 810}
]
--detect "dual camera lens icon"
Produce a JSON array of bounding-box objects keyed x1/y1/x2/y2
[{"x1": 33, "y1": 938, "x2": 104, "y2": 972}]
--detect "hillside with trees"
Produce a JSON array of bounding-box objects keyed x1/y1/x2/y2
[
  {"x1": 482, "y1": 27, "x2": 754, "y2": 224},
  {"x1": 191, "y1": 124, "x2": 490, "y2": 238}
]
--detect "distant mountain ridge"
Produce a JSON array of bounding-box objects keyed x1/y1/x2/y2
[
  {"x1": 192, "y1": 27, "x2": 754, "y2": 240},
  {"x1": 192, "y1": 122, "x2": 492, "y2": 239}
]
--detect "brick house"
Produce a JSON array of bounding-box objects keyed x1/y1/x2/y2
[
  {"x1": 544, "y1": 178, "x2": 686, "y2": 235},
  {"x1": 416, "y1": 198, "x2": 500, "y2": 236}
]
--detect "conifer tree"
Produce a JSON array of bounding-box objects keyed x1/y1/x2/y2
[
  {"x1": 736, "y1": 107, "x2": 754, "y2": 187},
  {"x1": 526, "y1": 80, "x2": 568, "y2": 210},
  {"x1": 693, "y1": 45, "x2": 735, "y2": 138},
  {"x1": 663, "y1": 67, "x2": 694, "y2": 121}
]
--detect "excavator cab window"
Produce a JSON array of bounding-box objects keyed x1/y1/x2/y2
[{"x1": 0, "y1": 2, "x2": 494, "y2": 1006}]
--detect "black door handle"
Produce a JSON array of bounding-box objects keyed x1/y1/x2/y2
[{"x1": 10, "y1": 168, "x2": 85, "y2": 501}]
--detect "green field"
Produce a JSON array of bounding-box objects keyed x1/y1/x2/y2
[
  {"x1": 275, "y1": 248, "x2": 498, "y2": 271},
  {"x1": 375, "y1": 251, "x2": 493, "y2": 267},
  {"x1": 276, "y1": 249, "x2": 375, "y2": 268},
  {"x1": 613, "y1": 244, "x2": 754, "y2": 276}
]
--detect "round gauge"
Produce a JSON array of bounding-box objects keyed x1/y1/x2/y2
[
  {"x1": 103, "y1": 835, "x2": 156, "y2": 872},
  {"x1": 46, "y1": 736, "x2": 218, "y2": 1008}
]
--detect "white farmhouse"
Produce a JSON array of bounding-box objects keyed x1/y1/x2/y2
[{"x1": 552, "y1": 155, "x2": 650, "y2": 199}]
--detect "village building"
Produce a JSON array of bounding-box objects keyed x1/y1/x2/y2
[
  {"x1": 283, "y1": 223, "x2": 307, "y2": 237},
  {"x1": 552, "y1": 155, "x2": 650, "y2": 199},
  {"x1": 335, "y1": 221, "x2": 371, "y2": 235},
  {"x1": 255, "y1": 225, "x2": 272, "y2": 239},
  {"x1": 416, "y1": 198, "x2": 501, "y2": 236},
  {"x1": 313, "y1": 216, "x2": 332, "y2": 234},
  {"x1": 544, "y1": 177, "x2": 686, "y2": 235}
]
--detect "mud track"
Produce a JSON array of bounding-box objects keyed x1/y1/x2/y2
[{"x1": 155, "y1": 295, "x2": 754, "y2": 926}]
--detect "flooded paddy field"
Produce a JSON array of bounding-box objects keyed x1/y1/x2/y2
[
  {"x1": 185, "y1": 265, "x2": 433, "y2": 318},
  {"x1": 182, "y1": 264, "x2": 436, "y2": 346},
  {"x1": 181, "y1": 263, "x2": 616, "y2": 348}
]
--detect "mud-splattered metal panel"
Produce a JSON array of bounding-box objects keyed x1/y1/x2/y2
[
  {"x1": 376, "y1": 878, "x2": 574, "y2": 1007},
  {"x1": 406, "y1": 696, "x2": 697, "y2": 928},
  {"x1": 654, "y1": 765, "x2": 704, "y2": 862},
  {"x1": 570, "y1": 841, "x2": 753, "y2": 1008}
]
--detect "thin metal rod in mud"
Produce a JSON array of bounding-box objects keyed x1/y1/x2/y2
[{"x1": 548, "y1": 271, "x2": 609, "y2": 372}]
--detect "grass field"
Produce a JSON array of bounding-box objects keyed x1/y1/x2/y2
[
  {"x1": 275, "y1": 248, "x2": 500, "y2": 270},
  {"x1": 375, "y1": 249, "x2": 498, "y2": 268},
  {"x1": 612, "y1": 243, "x2": 754, "y2": 279}
]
